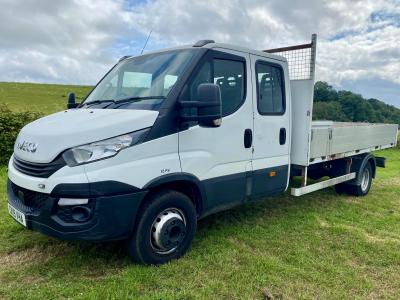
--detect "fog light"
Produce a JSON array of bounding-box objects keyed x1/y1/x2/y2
[
  {"x1": 71, "y1": 206, "x2": 92, "y2": 222},
  {"x1": 58, "y1": 198, "x2": 89, "y2": 206}
]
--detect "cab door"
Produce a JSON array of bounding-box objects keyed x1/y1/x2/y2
[
  {"x1": 249, "y1": 55, "x2": 290, "y2": 198},
  {"x1": 178, "y1": 49, "x2": 253, "y2": 212}
]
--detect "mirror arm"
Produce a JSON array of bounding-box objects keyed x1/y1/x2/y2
[
  {"x1": 180, "y1": 115, "x2": 221, "y2": 121},
  {"x1": 67, "y1": 103, "x2": 79, "y2": 109}
]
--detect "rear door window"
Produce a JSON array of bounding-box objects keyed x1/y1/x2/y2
[{"x1": 256, "y1": 62, "x2": 285, "y2": 115}]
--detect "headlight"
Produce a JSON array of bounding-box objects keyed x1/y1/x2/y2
[{"x1": 62, "y1": 128, "x2": 150, "y2": 166}]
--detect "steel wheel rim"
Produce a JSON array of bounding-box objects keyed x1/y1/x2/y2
[
  {"x1": 361, "y1": 167, "x2": 370, "y2": 192},
  {"x1": 150, "y1": 208, "x2": 187, "y2": 255}
]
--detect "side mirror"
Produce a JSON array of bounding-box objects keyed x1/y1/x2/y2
[
  {"x1": 67, "y1": 92, "x2": 79, "y2": 109},
  {"x1": 197, "y1": 84, "x2": 222, "y2": 127},
  {"x1": 179, "y1": 83, "x2": 222, "y2": 128}
]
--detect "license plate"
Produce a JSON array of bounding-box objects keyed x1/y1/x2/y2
[{"x1": 8, "y1": 203, "x2": 26, "y2": 227}]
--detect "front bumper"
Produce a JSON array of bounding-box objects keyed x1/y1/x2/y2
[{"x1": 7, "y1": 179, "x2": 148, "y2": 241}]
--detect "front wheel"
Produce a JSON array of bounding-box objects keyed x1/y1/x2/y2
[
  {"x1": 347, "y1": 162, "x2": 373, "y2": 196},
  {"x1": 127, "y1": 190, "x2": 197, "y2": 265}
]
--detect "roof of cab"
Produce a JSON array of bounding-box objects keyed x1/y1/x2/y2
[
  {"x1": 124, "y1": 41, "x2": 287, "y2": 63},
  {"x1": 201, "y1": 42, "x2": 287, "y2": 63}
]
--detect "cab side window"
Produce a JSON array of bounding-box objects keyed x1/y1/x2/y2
[
  {"x1": 256, "y1": 62, "x2": 285, "y2": 115},
  {"x1": 188, "y1": 57, "x2": 246, "y2": 116},
  {"x1": 189, "y1": 62, "x2": 212, "y2": 101},
  {"x1": 214, "y1": 59, "x2": 245, "y2": 116}
]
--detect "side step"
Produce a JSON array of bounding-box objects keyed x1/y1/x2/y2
[{"x1": 291, "y1": 172, "x2": 356, "y2": 197}]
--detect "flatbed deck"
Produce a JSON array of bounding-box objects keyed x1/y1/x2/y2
[{"x1": 309, "y1": 121, "x2": 398, "y2": 164}]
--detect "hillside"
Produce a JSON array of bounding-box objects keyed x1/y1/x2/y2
[
  {"x1": 313, "y1": 81, "x2": 400, "y2": 125},
  {"x1": 0, "y1": 82, "x2": 91, "y2": 114}
]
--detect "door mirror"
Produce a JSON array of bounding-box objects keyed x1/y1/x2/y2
[
  {"x1": 67, "y1": 92, "x2": 79, "y2": 109},
  {"x1": 179, "y1": 83, "x2": 222, "y2": 128},
  {"x1": 197, "y1": 83, "x2": 222, "y2": 127}
]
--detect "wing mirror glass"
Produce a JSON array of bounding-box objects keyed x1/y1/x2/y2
[{"x1": 179, "y1": 83, "x2": 222, "y2": 128}]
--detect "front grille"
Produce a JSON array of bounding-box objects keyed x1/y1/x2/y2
[
  {"x1": 13, "y1": 155, "x2": 66, "y2": 178},
  {"x1": 10, "y1": 182, "x2": 49, "y2": 214}
]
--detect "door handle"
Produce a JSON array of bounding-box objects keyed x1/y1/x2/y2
[
  {"x1": 244, "y1": 129, "x2": 252, "y2": 148},
  {"x1": 279, "y1": 128, "x2": 286, "y2": 145}
]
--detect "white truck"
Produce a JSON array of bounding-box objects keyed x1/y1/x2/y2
[{"x1": 7, "y1": 35, "x2": 398, "y2": 264}]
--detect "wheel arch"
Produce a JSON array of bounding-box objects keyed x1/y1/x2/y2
[
  {"x1": 142, "y1": 173, "x2": 206, "y2": 216},
  {"x1": 348, "y1": 153, "x2": 376, "y2": 185}
]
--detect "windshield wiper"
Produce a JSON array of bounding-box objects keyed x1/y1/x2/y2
[
  {"x1": 84, "y1": 99, "x2": 115, "y2": 106},
  {"x1": 84, "y1": 96, "x2": 166, "y2": 108},
  {"x1": 114, "y1": 96, "x2": 166, "y2": 104}
]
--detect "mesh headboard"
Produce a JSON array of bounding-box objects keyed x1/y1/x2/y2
[
  {"x1": 263, "y1": 34, "x2": 317, "y2": 81},
  {"x1": 262, "y1": 34, "x2": 318, "y2": 166}
]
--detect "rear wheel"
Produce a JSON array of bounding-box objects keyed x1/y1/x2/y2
[
  {"x1": 127, "y1": 190, "x2": 197, "y2": 265},
  {"x1": 347, "y1": 162, "x2": 372, "y2": 196}
]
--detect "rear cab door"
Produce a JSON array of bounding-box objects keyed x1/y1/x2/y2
[{"x1": 249, "y1": 54, "x2": 291, "y2": 198}]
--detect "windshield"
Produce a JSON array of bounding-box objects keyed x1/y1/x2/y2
[{"x1": 83, "y1": 49, "x2": 195, "y2": 110}]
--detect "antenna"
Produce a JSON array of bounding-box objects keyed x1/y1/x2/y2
[{"x1": 140, "y1": 29, "x2": 153, "y2": 54}]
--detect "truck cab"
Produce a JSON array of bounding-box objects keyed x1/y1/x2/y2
[{"x1": 7, "y1": 36, "x2": 398, "y2": 264}]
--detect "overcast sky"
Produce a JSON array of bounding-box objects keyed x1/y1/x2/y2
[{"x1": 0, "y1": 0, "x2": 399, "y2": 107}]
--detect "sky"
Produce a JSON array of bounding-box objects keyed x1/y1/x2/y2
[{"x1": 0, "y1": 0, "x2": 399, "y2": 107}]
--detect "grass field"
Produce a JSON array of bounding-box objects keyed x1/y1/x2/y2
[
  {"x1": 0, "y1": 82, "x2": 91, "y2": 114},
  {"x1": 0, "y1": 82, "x2": 400, "y2": 299}
]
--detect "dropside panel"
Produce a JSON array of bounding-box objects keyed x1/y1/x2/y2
[
  {"x1": 330, "y1": 123, "x2": 398, "y2": 154},
  {"x1": 309, "y1": 122, "x2": 398, "y2": 163}
]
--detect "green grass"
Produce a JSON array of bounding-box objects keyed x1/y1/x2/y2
[
  {"x1": 0, "y1": 82, "x2": 400, "y2": 299},
  {"x1": 0, "y1": 149, "x2": 399, "y2": 299},
  {"x1": 0, "y1": 82, "x2": 92, "y2": 114}
]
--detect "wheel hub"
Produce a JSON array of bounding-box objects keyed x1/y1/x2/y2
[
  {"x1": 151, "y1": 209, "x2": 186, "y2": 254},
  {"x1": 361, "y1": 167, "x2": 370, "y2": 192}
]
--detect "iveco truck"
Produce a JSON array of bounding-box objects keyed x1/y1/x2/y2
[{"x1": 7, "y1": 34, "x2": 398, "y2": 264}]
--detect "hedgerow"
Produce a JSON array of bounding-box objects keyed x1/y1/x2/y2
[{"x1": 0, "y1": 104, "x2": 42, "y2": 165}]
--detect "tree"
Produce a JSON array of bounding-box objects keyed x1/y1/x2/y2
[
  {"x1": 313, "y1": 101, "x2": 349, "y2": 121},
  {"x1": 338, "y1": 91, "x2": 375, "y2": 122},
  {"x1": 314, "y1": 81, "x2": 338, "y2": 102},
  {"x1": 312, "y1": 82, "x2": 400, "y2": 125}
]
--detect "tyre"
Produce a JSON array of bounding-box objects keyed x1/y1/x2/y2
[
  {"x1": 347, "y1": 162, "x2": 372, "y2": 196},
  {"x1": 334, "y1": 183, "x2": 347, "y2": 194},
  {"x1": 127, "y1": 190, "x2": 197, "y2": 265}
]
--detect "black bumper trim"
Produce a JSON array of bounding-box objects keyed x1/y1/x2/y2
[
  {"x1": 8, "y1": 180, "x2": 148, "y2": 241},
  {"x1": 51, "y1": 181, "x2": 141, "y2": 197}
]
